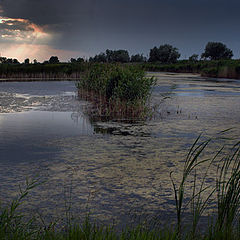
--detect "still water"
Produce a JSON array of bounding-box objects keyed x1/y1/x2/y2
[{"x1": 0, "y1": 74, "x2": 239, "y2": 226}]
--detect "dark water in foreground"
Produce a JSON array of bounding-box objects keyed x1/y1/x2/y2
[{"x1": 0, "y1": 74, "x2": 239, "y2": 227}]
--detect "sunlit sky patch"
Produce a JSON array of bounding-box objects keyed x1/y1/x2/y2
[{"x1": 1, "y1": 43, "x2": 88, "y2": 63}]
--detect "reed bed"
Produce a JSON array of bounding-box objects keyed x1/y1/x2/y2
[{"x1": 77, "y1": 64, "x2": 155, "y2": 121}]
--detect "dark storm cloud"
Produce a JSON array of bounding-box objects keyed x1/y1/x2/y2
[{"x1": 1, "y1": 0, "x2": 240, "y2": 58}]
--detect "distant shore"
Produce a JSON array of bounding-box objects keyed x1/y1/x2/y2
[{"x1": 1, "y1": 60, "x2": 240, "y2": 81}]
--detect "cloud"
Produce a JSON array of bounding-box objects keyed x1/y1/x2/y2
[{"x1": 0, "y1": 17, "x2": 53, "y2": 44}]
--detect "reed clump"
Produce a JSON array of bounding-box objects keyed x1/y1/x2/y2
[{"x1": 77, "y1": 64, "x2": 155, "y2": 121}]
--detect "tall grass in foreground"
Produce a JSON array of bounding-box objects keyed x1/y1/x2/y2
[
  {"x1": 77, "y1": 64, "x2": 155, "y2": 121},
  {"x1": 1, "y1": 136, "x2": 240, "y2": 239}
]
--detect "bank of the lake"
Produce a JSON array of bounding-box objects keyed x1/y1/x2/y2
[
  {"x1": 143, "y1": 59, "x2": 240, "y2": 79},
  {"x1": 1, "y1": 60, "x2": 240, "y2": 81}
]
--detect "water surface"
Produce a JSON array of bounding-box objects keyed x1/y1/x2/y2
[{"x1": 0, "y1": 75, "x2": 239, "y2": 227}]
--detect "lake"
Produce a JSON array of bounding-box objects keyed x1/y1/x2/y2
[{"x1": 0, "y1": 73, "x2": 239, "y2": 227}]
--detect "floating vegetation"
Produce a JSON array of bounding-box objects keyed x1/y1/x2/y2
[{"x1": 1, "y1": 137, "x2": 240, "y2": 239}]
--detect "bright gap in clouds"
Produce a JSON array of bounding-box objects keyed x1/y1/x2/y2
[
  {"x1": 0, "y1": 16, "x2": 85, "y2": 62},
  {"x1": 1, "y1": 43, "x2": 88, "y2": 63}
]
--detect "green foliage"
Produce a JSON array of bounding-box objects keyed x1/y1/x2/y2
[
  {"x1": 70, "y1": 57, "x2": 85, "y2": 63},
  {"x1": 149, "y1": 44, "x2": 180, "y2": 63},
  {"x1": 89, "y1": 53, "x2": 107, "y2": 63},
  {"x1": 142, "y1": 59, "x2": 240, "y2": 79},
  {"x1": 189, "y1": 54, "x2": 199, "y2": 62},
  {"x1": 0, "y1": 62, "x2": 89, "y2": 78},
  {"x1": 78, "y1": 64, "x2": 155, "y2": 103},
  {"x1": 89, "y1": 50, "x2": 130, "y2": 63},
  {"x1": 77, "y1": 64, "x2": 155, "y2": 120},
  {"x1": 106, "y1": 49, "x2": 130, "y2": 63},
  {"x1": 201, "y1": 42, "x2": 233, "y2": 60},
  {"x1": 0, "y1": 177, "x2": 43, "y2": 239},
  {"x1": 131, "y1": 54, "x2": 147, "y2": 63},
  {"x1": 49, "y1": 56, "x2": 60, "y2": 64},
  {"x1": 24, "y1": 58, "x2": 30, "y2": 65},
  {"x1": 202, "y1": 67, "x2": 218, "y2": 77}
]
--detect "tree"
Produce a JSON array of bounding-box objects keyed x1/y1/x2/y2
[
  {"x1": 24, "y1": 58, "x2": 30, "y2": 64},
  {"x1": 70, "y1": 58, "x2": 77, "y2": 63},
  {"x1": 0, "y1": 57, "x2": 7, "y2": 64},
  {"x1": 106, "y1": 49, "x2": 130, "y2": 63},
  {"x1": 130, "y1": 54, "x2": 147, "y2": 62},
  {"x1": 49, "y1": 56, "x2": 59, "y2": 64},
  {"x1": 90, "y1": 50, "x2": 130, "y2": 63},
  {"x1": 149, "y1": 44, "x2": 180, "y2": 63},
  {"x1": 201, "y1": 42, "x2": 233, "y2": 60},
  {"x1": 77, "y1": 57, "x2": 84, "y2": 63},
  {"x1": 13, "y1": 59, "x2": 20, "y2": 64},
  {"x1": 92, "y1": 53, "x2": 107, "y2": 62},
  {"x1": 189, "y1": 54, "x2": 199, "y2": 62}
]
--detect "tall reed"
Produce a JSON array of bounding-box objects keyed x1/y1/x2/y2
[{"x1": 77, "y1": 64, "x2": 155, "y2": 121}]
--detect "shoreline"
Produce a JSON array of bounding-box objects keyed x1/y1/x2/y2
[{"x1": 0, "y1": 78, "x2": 80, "y2": 82}]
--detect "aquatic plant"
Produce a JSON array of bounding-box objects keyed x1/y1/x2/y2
[{"x1": 77, "y1": 64, "x2": 155, "y2": 121}]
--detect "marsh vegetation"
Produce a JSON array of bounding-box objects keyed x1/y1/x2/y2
[{"x1": 77, "y1": 64, "x2": 155, "y2": 121}]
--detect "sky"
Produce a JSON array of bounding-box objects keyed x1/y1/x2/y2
[{"x1": 0, "y1": 0, "x2": 240, "y2": 62}]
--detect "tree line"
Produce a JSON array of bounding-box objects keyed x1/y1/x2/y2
[{"x1": 0, "y1": 41, "x2": 234, "y2": 65}]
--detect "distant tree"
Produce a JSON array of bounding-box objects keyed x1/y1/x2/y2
[
  {"x1": 70, "y1": 58, "x2": 77, "y2": 63},
  {"x1": 201, "y1": 42, "x2": 233, "y2": 60},
  {"x1": 6, "y1": 58, "x2": 13, "y2": 64},
  {"x1": 4, "y1": 58, "x2": 20, "y2": 64},
  {"x1": 90, "y1": 53, "x2": 107, "y2": 63},
  {"x1": 24, "y1": 58, "x2": 30, "y2": 64},
  {"x1": 106, "y1": 49, "x2": 130, "y2": 63},
  {"x1": 33, "y1": 59, "x2": 38, "y2": 64},
  {"x1": 130, "y1": 54, "x2": 147, "y2": 62},
  {"x1": 0, "y1": 57, "x2": 7, "y2": 64},
  {"x1": 49, "y1": 56, "x2": 59, "y2": 64},
  {"x1": 71, "y1": 57, "x2": 84, "y2": 63},
  {"x1": 90, "y1": 50, "x2": 130, "y2": 63},
  {"x1": 43, "y1": 60, "x2": 49, "y2": 64},
  {"x1": 148, "y1": 47, "x2": 159, "y2": 62},
  {"x1": 149, "y1": 44, "x2": 180, "y2": 63},
  {"x1": 13, "y1": 59, "x2": 20, "y2": 64},
  {"x1": 77, "y1": 57, "x2": 84, "y2": 63},
  {"x1": 189, "y1": 54, "x2": 199, "y2": 62}
]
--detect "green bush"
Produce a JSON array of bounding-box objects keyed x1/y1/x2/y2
[{"x1": 78, "y1": 64, "x2": 155, "y2": 103}]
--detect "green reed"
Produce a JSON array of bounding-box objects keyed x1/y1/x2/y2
[{"x1": 77, "y1": 64, "x2": 155, "y2": 121}]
